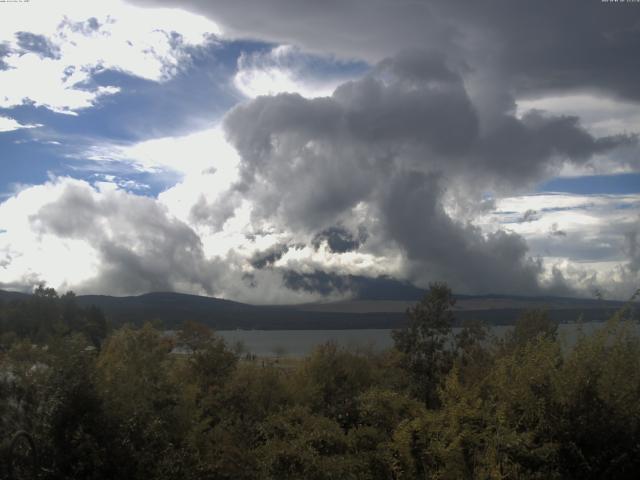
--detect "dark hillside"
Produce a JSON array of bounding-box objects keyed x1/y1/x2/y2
[{"x1": 1, "y1": 289, "x2": 632, "y2": 330}]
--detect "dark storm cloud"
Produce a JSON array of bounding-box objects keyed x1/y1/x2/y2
[
  {"x1": 29, "y1": 182, "x2": 224, "y2": 296},
  {"x1": 130, "y1": 0, "x2": 640, "y2": 101}
]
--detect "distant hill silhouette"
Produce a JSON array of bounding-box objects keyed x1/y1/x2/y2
[
  {"x1": 1, "y1": 289, "x2": 632, "y2": 330},
  {"x1": 0, "y1": 289, "x2": 30, "y2": 302}
]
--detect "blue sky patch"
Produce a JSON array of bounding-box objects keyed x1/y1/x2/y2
[{"x1": 538, "y1": 173, "x2": 640, "y2": 195}]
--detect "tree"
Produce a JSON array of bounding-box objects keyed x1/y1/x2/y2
[
  {"x1": 292, "y1": 342, "x2": 373, "y2": 429},
  {"x1": 256, "y1": 407, "x2": 358, "y2": 480},
  {"x1": 509, "y1": 309, "x2": 558, "y2": 349},
  {"x1": 95, "y1": 324, "x2": 190, "y2": 479},
  {"x1": 37, "y1": 334, "x2": 115, "y2": 479},
  {"x1": 178, "y1": 320, "x2": 213, "y2": 352},
  {"x1": 392, "y1": 282, "x2": 456, "y2": 407}
]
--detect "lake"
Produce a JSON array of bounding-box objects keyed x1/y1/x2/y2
[{"x1": 217, "y1": 322, "x2": 634, "y2": 357}]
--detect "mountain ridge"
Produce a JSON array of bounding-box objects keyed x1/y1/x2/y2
[{"x1": 1, "y1": 289, "x2": 631, "y2": 330}]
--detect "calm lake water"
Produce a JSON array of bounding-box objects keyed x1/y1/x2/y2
[{"x1": 218, "y1": 322, "x2": 635, "y2": 357}]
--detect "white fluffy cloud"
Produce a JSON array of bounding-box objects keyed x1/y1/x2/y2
[
  {"x1": 0, "y1": 0, "x2": 219, "y2": 114},
  {"x1": 0, "y1": 177, "x2": 224, "y2": 295}
]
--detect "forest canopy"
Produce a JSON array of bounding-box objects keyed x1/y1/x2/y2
[{"x1": 1, "y1": 284, "x2": 639, "y2": 479}]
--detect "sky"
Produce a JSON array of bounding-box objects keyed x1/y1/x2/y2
[{"x1": 0, "y1": 0, "x2": 639, "y2": 302}]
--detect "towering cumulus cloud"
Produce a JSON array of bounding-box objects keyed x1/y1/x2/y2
[{"x1": 221, "y1": 49, "x2": 627, "y2": 295}]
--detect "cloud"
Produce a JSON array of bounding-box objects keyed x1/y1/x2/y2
[
  {"x1": 549, "y1": 223, "x2": 567, "y2": 237},
  {"x1": 234, "y1": 45, "x2": 366, "y2": 99},
  {"x1": 85, "y1": 126, "x2": 239, "y2": 176},
  {"x1": 0, "y1": 176, "x2": 354, "y2": 304},
  {"x1": 624, "y1": 225, "x2": 640, "y2": 275},
  {"x1": 2, "y1": 2, "x2": 638, "y2": 301},
  {"x1": 14, "y1": 31, "x2": 60, "y2": 59},
  {"x1": 0, "y1": 0, "x2": 219, "y2": 114},
  {"x1": 0, "y1": 116, "x2": 41, "y2": 132},
  {"x1": 2, "y1": 46, "x2": 633, "y2": 300},
  {"x1": 218, "y1": 49, "x2": 630, "y2": 295},
  {"x1": 250, "y1": 243, "x2": 290, "y2": 269},
  {"x1": 0, "y1": 42, "x2": 10, "y2": 70},
  {"x1": 480, "y1": 192, "x2": 640, "y2": 298},
  {"x1": 128, "y1": 1, "x2": 640, "y2": 176},
  {"x1": 517, "y1": 94, "x2": 640, "y2": 138},
  {"x1": 0, "y1": 177, "x2": 223, "y2": 296},
  {"x1": 521, "y1": 209, "x2": 538, "y2": 223},
  {"x1": 313, "y1": 226, "x2": 367, "y2": 254},
  {"x1": 129, "y1": 0, "x2": 640, "y2": 104},
  {"x1": 224, "y1": 51, "x2": 480, "y2": 229},
  {"x1": 376, "y1": 170, "x2": 547, "y2": 295},
  {"x1": 474, "y1": 110, "x2": 636, "y2": 191},
  {"x1": 281, "y1": 271, "x2": 429, "y2": 301},
  {"x1": 129, "y1": 0, "x2": 451, "y2": 63},
  {"x1": 225, "y1": 50, "x2": 631, "y2": 207}
]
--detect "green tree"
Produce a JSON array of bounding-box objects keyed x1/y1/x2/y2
[
  {"x1": 37, "y1": 334, "x2": 115, "y2": 479},
  {"x1": 256, "y1": 407, "x2": 360, "y2": 480},
  {"x1": 292, "y1": 342, "x2": 373, "y2": 429},
  {"x1": 96, "y1": 324, "x2": 192, "y2": 479},
  {"x1": 392, "y1": 282, "x2": 456, "y2": 407},
  {"x1": 509, "y1": 309, "x2": 558, "y2": 349}
]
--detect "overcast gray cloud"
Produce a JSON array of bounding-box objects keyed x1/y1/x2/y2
[
  {"x1": 130, "y1": 0, "x2": 453, "y2": 63},
  {"x1": 130, "y1": 0, "x2": 640, "y2": 103},
  {"x1": 376, "y1": 170, "x2": 549, "y2": 295},
  {"x1": 475, "y1": 111, "x2": 635, "y2": 190}
]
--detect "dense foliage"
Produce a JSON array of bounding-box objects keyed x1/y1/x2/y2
[{"x1": 1, "y1": 284, "x2": 639, "y2": 479}]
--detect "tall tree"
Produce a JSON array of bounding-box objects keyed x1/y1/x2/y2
[{"x1": 392, "y1": 282, "x2": 456, "y2": 407}]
